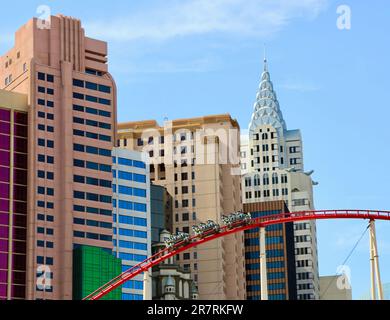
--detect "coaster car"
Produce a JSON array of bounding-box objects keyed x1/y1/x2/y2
[
  {"x1": 164, "y1": 232, "x2": 190, "y2": 249},
  {"x1": 222, "y1": 212, "x2": 252, "y2": 229},
  {"x1": 192, "y1": 220, "x2": 220, "y2": 238}
]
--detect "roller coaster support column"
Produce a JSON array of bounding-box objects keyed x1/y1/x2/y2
[
  {"x1": 260, "y1": 226, "x2": 268, "y2": 300},
  {"x1": 369, "y1": 220, "x2": 384, "y2": 300},
  {"x1": 143, "y1": 270, "x2": 152, "y2": 300}
]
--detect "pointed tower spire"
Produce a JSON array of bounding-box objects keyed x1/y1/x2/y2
[{"x1": 249, "y1": 51, "x2": 287, "y2": 136}]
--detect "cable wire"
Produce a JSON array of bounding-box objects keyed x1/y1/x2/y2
[{"x1": 320, "y1": 223, "x2": 370, "y2": 299}]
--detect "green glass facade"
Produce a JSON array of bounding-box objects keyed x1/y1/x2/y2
[{"x1": 73, "y1": 245, "x2": 122, "y2": 300}]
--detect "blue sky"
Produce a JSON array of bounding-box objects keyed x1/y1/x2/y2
[{"x1": 1, "y1": 0, "x2": 389, "y2": 299}]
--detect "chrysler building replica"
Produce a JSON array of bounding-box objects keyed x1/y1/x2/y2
[{"x1": 241, "y1": 55, "x2": 320, "y2": 300}]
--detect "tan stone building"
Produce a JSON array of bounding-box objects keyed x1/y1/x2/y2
[
  {"x1": 319, "y1": 275, "x2": 352, "y2": 300},
  {"x1": 117, "y1": 115, "x2": 246, "y2": 299}
]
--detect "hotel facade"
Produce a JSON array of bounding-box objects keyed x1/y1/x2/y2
[
  {"x1": 117, "y1": 115, "x2": 246, "y2": 300},
  {"x1": 0, "y1": 15, "x2": 118, "y2": 300}
]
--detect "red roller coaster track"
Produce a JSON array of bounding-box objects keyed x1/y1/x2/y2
[{"x1": 83, "y1": 209, "x2": 390, "y2": 300}]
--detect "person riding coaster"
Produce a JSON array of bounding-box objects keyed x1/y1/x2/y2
[
  {"x1": 192, "y1": 220, "x2": 220, "y2": 238},
  {"x1": 164, "y1": 232, "x2": 190, "y2": 249},
  {"x1": 222, "y1": 212, "x2": 252, "y2": 229}
]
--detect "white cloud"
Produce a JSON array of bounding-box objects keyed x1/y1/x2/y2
[{"x1": 84, "y1": 0, "x2": 328, "y2": 42}]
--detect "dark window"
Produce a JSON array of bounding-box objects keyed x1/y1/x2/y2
[
  {"x1": 86, "y1": 82, "x2": 98, "y2": 90},
  {"x1": 99, "y1": 85, "x2": 111, "y2": 93},
  {"x1": 73, "y1": 104, "x2": 84, "y2": 112},
  {"x1": 38, "y1": 72, "x2": 45, "y2": 81},
  {"x1": 73, "y1": 79, "x2": 84, "y2": 87},
  {"x1": 46, "y1": 74, "x2": 54, "y2": 83}
]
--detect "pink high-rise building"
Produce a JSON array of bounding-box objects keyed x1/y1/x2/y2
[{"x1": 0, "y1": 15, "x2": 117, "y2": 300}]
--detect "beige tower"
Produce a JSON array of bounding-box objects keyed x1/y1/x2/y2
[
  {"x1": 0, "y1": 15, "x2": 117, "y2": 300},
  {"x1": 117, "y1": 115, "x2": 246, "y2": 299}
]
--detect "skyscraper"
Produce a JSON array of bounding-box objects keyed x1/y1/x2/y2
[
  {"x1": 0, "y1": 89, "x2": 28, "y2": 300},
  {"x1": 244, "y1": 201, "x2": 297, "y2": 300},
  {"x1": 117, "y1": 115, "x2": 246, "y2": 300},
  {"x1": 241, "y1": 57, "x2": 320, "y2": 300},
  {"x1": 112, "y1": 148, "x2": 151, "y2": 300},
  {"x1": 0, "y1": 15, "x2": 117, "y2": 300}
]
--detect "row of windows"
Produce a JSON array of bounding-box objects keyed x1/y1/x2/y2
[
  {"x1": 74, "y1": 175, "x2": 112, "y2": 189},
  {"x1": 113, "y1": 215, "x2": 147, "y2": 227},
  {"x1": 174, "y1": 212, "x2": 196, "y2": 223},
  {"x1": 113, "y1": 239, "x2": 147, "y2": 251},
  {"x1": 245, "y1": 249, "x2": 285, "y2": 260},
  {"x1": 122, "y1": 280, "x2": 143, "y2": 290},
  {"x1": 37, "y1": 240, "x2": 54, "y2": 248},
  {"x1": 73, "y1": 218, "x2": 112, "y2": 229},
  {"x1": 112, "y1": 199, "x2": 147, "y2": 213},
  {"x1": 38, "y1": 154, "x2": 54, "y2": 164},
  {"x1": 73, "y1": 92, "x2": 111, "y2": 106},
  {"x1": 86, "y1": 69, "x2": 103, "y2": 77},
  {"x1": 74, "y1": 191, "x2": 112, "y2": 204},
  {"x1": 247, "y1": 283, "x2": 286, "y2": 292},
  {"x1": 295, "y1": 235, "x2": 311, "y2": 243},
  {"x1": 122, "y1": 293, "x2": 143, "y2": 300},
  {"x1": 113, "y1": 170, "x2": 146, "y2": 183},
  {"x1": 245, "y1": 262, "x2": 285, "y2": 271},
  {"x1": 37, "y1": 186, "x2": 54, "y2": 196},
  {"x1": 114, "y1": 228, "x2": 147, "y2": 239},
  {"x1": 73, "y1": 144, "x2": 111, "y2": 157},
  {"x1": 37, "y1": 201, "x2": 54, "y2": 209},
  {"x1": 73, "y1": 105, "x2": 111, "y2": 118},
  {"x1": 37, "y1": 111, "x2": 54, "y2": 120},
  {"x1": 244, "y1": 236, "x2": 284, "y2": 246},
  {"x1": 73, "y1": 231, "x2": 112, "y2": 242},
  {"x1": 38, "y1": 86, "x2": 54, "y2": 95},
  {"x1": 74, "y1": 159, "x2": 111, "y2": 172},
  {"x1": 37, "y1": 124, "x2": 54, "y2": 133},
  {"x1": 112, "y1": 157, "x2": 146, "y2": 169},
  {"x1": 174, "y1": 199, "x2": 196, "y2": 208},
  {"x1": 37, "y1": 214, "x2": 54, "y2": 222},
  {"x1": 37, "y1": 171, "x2": 54, "y2": 180},
  {"x1": 113, "y1": 185, "x2": 147, "y2": 198},
  {"x1": 297, "y1": 283, "x2": 314, "y2": 290},
  {"x1": 174, "y1": 185, "x2": 196, "y2": 195},
  {"x1": 73, "y1": 79, "x2": 111, "y2": 94},
  {"x1": 297, "y1": 272, "x2": 314, "y2": 280},
  {"x1": 37, "y1": 138, "x2": 54, "y2": 148},
  {"x1": 73, "y1": 205, "x2": 112, "y2": 217},
  {"x1": 73, "y1": 129, "x2": 111, "y2": 142},
  {"x1": 73, "y1": 115, "x2": 111, "y2": 129},
  {"x1": 37, "y1": 227, "x2": 54, "y2": 235},
  {"x1": 174, "y1": 172, "x2": 196, "y2": 181},
  {"x1": 118, "y1": 252, "x2": 147, "y2": 262},
  {"x1": 37, "y1": 256, "x2": 53, "y2": 265},
  {"x1": 37, "y1": 99, "x2": 54, "y2": 108},
  {"x1": 37, "y1": 72, "x2": 54, "y2": 83},
  {"x1": 245, "y1": 174, "x2": 288, "y2": 187},
  {"x1": 246, "y1": 188, "x2": 289, "y2": 199}
]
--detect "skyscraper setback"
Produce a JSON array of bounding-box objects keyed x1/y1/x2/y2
[{"x1": 0, "y1": 15, "x2": 117, "y2": 299}]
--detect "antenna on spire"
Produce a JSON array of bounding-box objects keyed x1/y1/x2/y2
[{"x1": 263, "y1": 43, "x2": 268, "y2": 72}]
